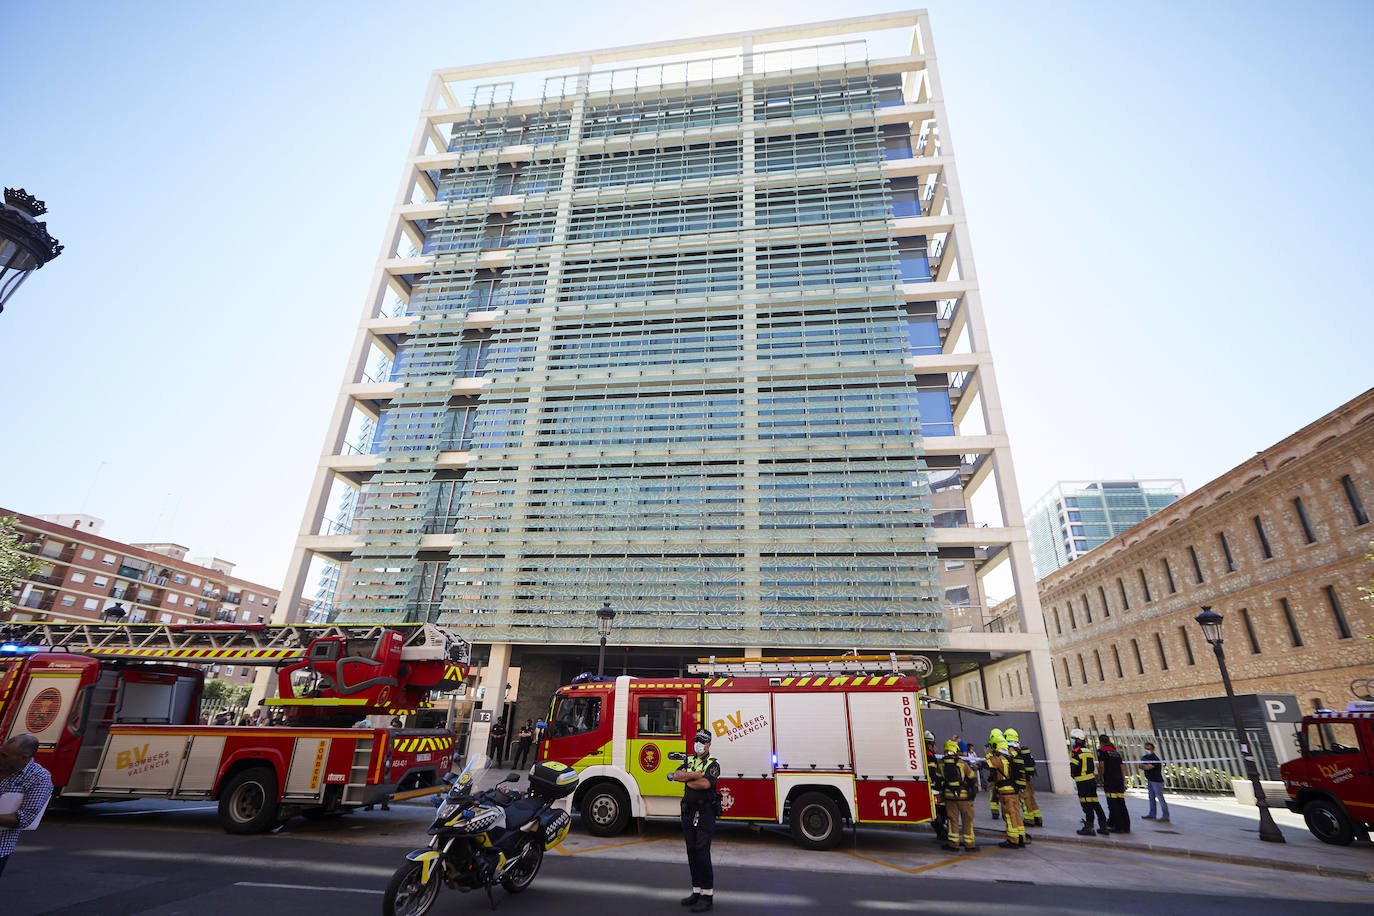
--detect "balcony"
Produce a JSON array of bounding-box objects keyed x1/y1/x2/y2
[{"x1": 117, "y1": 565, "x2": 145, "y2": 581}]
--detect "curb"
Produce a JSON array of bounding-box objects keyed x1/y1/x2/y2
[{"x1": 936, "y1": 824, "x2": 1374, "y2": 884}]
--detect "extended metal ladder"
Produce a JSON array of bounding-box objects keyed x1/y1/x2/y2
[
  {"x1": 687, "y1": 653, "x2": 933, "y2": 677},
  {"x1": 0, "y1": 621, "x2": 469, "y2": 667}
]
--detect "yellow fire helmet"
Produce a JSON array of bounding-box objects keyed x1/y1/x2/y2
[
  {"x1": 1003, "y1": 728, "x2": 1019, "y2": 743},
  {"x1": 989, "y1": 728, "x2": 1004, "y2": 743},
  {"x1": 944, "y1": 740, "x2": 959, "y2": 755},
  {"x1": 994, "y1": 741, "x2": 1010, "y2": 754}
]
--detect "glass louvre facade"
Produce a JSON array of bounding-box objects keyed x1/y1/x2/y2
[
  {"x1": 328, "y1": 37, "x2": 961, "y2": 648},
  {"x1": 1026, "y1": 480, "x2": 1187, "y2": 579}
]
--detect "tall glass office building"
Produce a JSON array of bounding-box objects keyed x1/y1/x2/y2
[
  {"x1": 1026, "y1": 480, "x2": 1187, "y2": 579},
  {"x1": 278, "y1": 11, "x2": 1066, "y2": 777}
]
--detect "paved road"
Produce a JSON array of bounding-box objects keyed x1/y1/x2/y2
[{"x1": 6, "y1": 800, "x2": 1373, "y2": 915}]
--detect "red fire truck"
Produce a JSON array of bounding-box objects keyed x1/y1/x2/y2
[
  {"x1": 1279, "y1": 704, "x2": 1374, "y2": 845},
  {"x1": 0, "y1": 620, "x2": 469, "y2": 833},
  {"x1": 537, "y1": 656, "x2": 934, "y2": 849}
]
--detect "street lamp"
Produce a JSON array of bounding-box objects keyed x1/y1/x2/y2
[
  {"x1": 1195, "y1": 605, "x2": 1285, "y2": 843},
  {"x1": 595, "y1": 600, "x2": 616, "y2": 677},
  {"x1": 0, "y1": 188, "x2": 63, "y2": 314},
  {"x1": 101, "y1": 603, "x2": 128, "y2": 622}
]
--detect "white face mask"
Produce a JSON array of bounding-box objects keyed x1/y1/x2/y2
[{"x1": 693, "y1": 742, "x2": 707, "y2": 755}]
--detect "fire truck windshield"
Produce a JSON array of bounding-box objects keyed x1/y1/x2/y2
[{"x1": 551, "y1": 694, "x2": 601, "y2": 737}]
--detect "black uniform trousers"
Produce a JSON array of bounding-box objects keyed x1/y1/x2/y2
[
  {"x1": 1077, "y1": 786, "x2": 1108, "y2": 830},
  {"x1": 682, "y1": 799, "x2": 716, "y2": 890}
]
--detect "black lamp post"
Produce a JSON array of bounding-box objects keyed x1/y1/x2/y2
[
  {"x1": 1195, "y1": 605, "x2": 1285, "y2": 843},
  {"x1": 0, "y1": 188, "x2": 63, "y2": 314},
  {"x1": 595, "y1": 600, "x2": 616, "y2": 677}
]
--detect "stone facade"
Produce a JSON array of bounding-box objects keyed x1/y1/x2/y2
[{"x1": 990, "y1": 389, "x2": 1374, "y2": 732}]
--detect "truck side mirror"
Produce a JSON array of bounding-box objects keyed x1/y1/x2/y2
[{"x1": 1295, "y1": 729, "x2": 1307, "y2": 754}]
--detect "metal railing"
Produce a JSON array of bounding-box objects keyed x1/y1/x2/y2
[{"x1": 1077, "y1": 727, "x2": 1280, "y2": 789}]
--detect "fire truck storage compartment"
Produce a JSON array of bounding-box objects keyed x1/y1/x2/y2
[
  {"x1": 773, "y1": 692, "x2": 849, "y2": 770},
  {"x1": 114, "y1": 671, "x2": 199, "y2": 725},
  {"x1": 705, "y1": 693, "x2": 773, "y2": 777},
  {"x1": 849, "y1": 690, "x2": 924, "y2": 779}
]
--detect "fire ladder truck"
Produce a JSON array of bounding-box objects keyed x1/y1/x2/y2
[{"x1": 0, "y1": 621, "x2": 469, "y2": 833}]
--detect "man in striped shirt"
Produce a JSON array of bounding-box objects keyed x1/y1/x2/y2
[{"x1": 0, "y1": 734, "x2": 53, "y2": 879}]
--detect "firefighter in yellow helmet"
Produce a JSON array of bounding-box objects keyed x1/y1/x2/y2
[
  {"x1": 987, "y1": 740, "x2": 1024, "y2": 848},
  {"x1": 924, "y1": 731, "x2": 947, "y2": 844},
  {"x1": 986, "y1": 728, "x2": 1004, "y2": 820},
  {"x1": 939, "y1": 740, "x2": 978, "y2": 852},
  {"x1": 1004, "y1": 728, "x2": 1042, "y2": 828}
]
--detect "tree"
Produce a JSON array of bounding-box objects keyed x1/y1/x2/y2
[{"x1": 1, "y1": 515, "x2": 41, "y2": 617}]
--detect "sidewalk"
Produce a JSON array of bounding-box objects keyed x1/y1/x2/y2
[{"x1": 961, "y1": 788, "x2": 1374, "y2": 882}]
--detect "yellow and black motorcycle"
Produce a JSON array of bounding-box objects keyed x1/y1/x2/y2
[{"x1": 382, "y1": 756, "x2": 578, "y2": 916}]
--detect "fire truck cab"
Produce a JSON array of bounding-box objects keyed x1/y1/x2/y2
[
  {"x1": 538, "y1": 666, "x2": 933, "y2": 850},
  {"x1": 1280, "y1": 705, "x2": 1374, "y2": 845}
]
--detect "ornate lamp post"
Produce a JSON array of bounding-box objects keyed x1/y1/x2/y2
[
  {"x1": 1195, "y1": 605, "x2": 1286, "y2": 843},
  {"x1": 101, "y1": 602, "x2": 128, "y2": 623},
  {"x1": 0, "y1": 188, "x2": 63, "y2": 314},
  {"x1": 595, "y1": 600, "x2": 616, "y2": 677}
]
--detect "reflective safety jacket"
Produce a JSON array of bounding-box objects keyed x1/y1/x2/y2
[
  {"x1": 1015, "y1": 746, "x2": 1037, "y2": 782},
  {"x1": 940, "y1": 756, "x2": 976, "y2": 801},
  {"x1": 1071, "y1": 744, "x2": 1097, "y2": 785},
  {"x1": 1009, "y1": 752, "x2": 1028, "y2": 789},
  {"x1": 988, "y1": 753, "x2": 1017, "y2": 794},
  {"x1": 927, "y1": 749, "x2": 943, "y2": 795}
]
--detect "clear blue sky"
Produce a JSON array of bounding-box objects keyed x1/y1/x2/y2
[{"x1": 3, "y1": 1, "x2": 1371, "y2": 590}]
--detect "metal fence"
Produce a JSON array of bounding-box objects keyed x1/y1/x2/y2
[{"x1": 1086, "y1": 727, "x2": 1278, "y2": 793}]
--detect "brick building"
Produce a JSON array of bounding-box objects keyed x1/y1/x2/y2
[
  {"x1": 976, "y1": 389, "x2": 1374, "y2": 730},
  {"x1": 3, "y1": 509, "x2": 311, "y2": 685}
]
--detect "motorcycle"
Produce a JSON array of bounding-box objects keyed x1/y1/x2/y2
[{"x1": 382, "y1": 755, "x2": 579, "y2": 915}]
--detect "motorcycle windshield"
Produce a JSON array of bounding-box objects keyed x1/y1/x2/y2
[{"x1": 452, "y1": 752, "x2": 491, "y2": 786}]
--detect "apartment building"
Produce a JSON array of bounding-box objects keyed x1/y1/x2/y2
[
  {"x1": 3, "y1": 510, "x2": 310, "y2": 685},
  {"x1": 979, "y1": 389, "x2": 1374, "y2": 729},
  {"x1": 278, "y1": 11, "x2": 1067, "y2": 780}
]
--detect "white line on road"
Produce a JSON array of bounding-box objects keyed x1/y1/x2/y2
[
  {"x1": 235, "y1": 882, "x2": 383, "y2": 895},
  {"x1": 78, "y1": 849, "x2": 394, "y2": 878}
]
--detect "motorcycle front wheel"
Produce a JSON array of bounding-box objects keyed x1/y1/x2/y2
[
  {"x1": 382, "y1": 860, "x2": 442, "y2": 916},
  {"x1": 500, "y1": 842, "x2": 544, "y2": 893}
]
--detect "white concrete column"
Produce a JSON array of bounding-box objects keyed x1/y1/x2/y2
[
  {"x1": 467, "y1": 641, "x2": 512, "y2": 761},
  {"x1": 1026, "y1": 645, "x2": 1071, "y2": 792}
]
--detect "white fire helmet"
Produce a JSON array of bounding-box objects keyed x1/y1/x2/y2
[{"x1": 1069, "y1": 728, "x2": 1086, "y2": 741}]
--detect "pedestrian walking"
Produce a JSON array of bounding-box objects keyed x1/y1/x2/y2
[
  {"x1": 1139, "y1": 741, "x2": 1170, "y2": 823},
  {"x1": 513, "y1": 720, "x2": 535, "y2": 770},
  {"x1": 1070, "y1": 728, "x2": 1109, "y2": 835},
  {"x1": 1098, "y1": 734, "x2": 1130, "y2": 833},
  {"x1": 939, "y1": 740, "x2": 978, "y2": 852},
  {"x1": 987, "y1": 741, "x2": 1024, "y2": 848},
  {"x1": 0, "y1": 734, "x2": 53, "y2": 880},
  {"x1": 672, "y1": 728, "x2": 720, "y2": 912}
]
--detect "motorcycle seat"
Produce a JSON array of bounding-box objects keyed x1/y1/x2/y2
[{"x1": 502, "y1": 797, "x2": 546, "y2": 830}]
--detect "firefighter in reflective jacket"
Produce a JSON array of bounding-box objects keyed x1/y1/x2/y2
[
  {"x1": 925, "y1": 731, "x2": 947, "y2": 842},
  {"x1": 939, "y1": 740, "x2": 978, "y2": 852},
  {"x1": 1070, "y1": 728, "x2": 1109, "y2": 836},
  {"x1": 987, "y1": 741, "x2": 1025, "y2": 848},
  {"x1": 1005, "y1": 728, "x2": 1041, "y2": 827},
  {"x1": 1098, "y1": 734, "x2": 1131, "y2": 834},
  {"x1": 986, "y1": 728, "x2": 1004, "y2": 819}
]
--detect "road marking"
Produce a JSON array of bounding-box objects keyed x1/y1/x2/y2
[
  {"x1": 95, "y1": 805, "x2": 218, "y2": 817},
  {"x1": 840, "y1": 847, "x2": 992, "y2": 875},
  {"x1": 556, "y1": 835, "x2": 674, "y2": 856},
  {"x1": 78, "y1": 849, "x2": 393, "y2": 878},
  {"x1": 235, "y1": 882, "x2": 383, "y2": 895},
  {"x1": 533, "y1": 875, "x2": 811, "y2": 905}
]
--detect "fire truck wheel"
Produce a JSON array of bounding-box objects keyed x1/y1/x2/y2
[
  {"x1": 789, "y1": 792, "x2": 842, "y2": 850},
  {"x1": 580, "y1": 783, "x2": 630, "y2": 836},
  {"x1": 1303, "y1": 798, "x2": 1356, "y2": 846},
  {"x1": 218, "y1": 766, "x2": 280, "y2": 834}
]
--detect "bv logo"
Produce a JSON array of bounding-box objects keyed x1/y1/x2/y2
[
  {"x1": 639, "y1": 743, "x2": 661, "y2": 772},
  {"x1": 116, "y1": 744, "x2": 151, "y2": 770}
]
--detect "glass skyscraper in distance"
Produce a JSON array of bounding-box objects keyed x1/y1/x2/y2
[
  {"x1": 1025, "y1": 480, "x2": 1186, "y2": 579},
  {"x1": 276, "y1": 10, "x2": 1068, "y2": 783}
]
